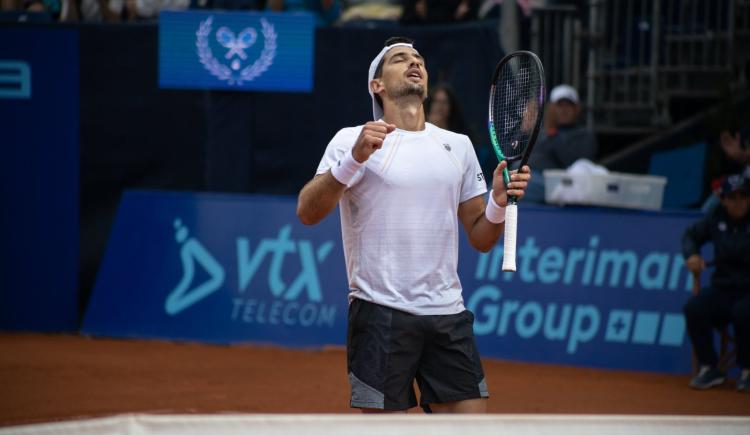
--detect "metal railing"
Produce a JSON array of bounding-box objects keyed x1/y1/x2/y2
[
  {"x1": 587, "y1": 0, "x2": 748, "y2": 133},
  {"x1": 530, "y1": 5, "x2": 582, "y2": 92},
  {"x1": 585, "y1": 0, "x2": 663, "y2": 132},
  {"x1": 531, "y1": 0, "x2": 749, "y2": 134}
]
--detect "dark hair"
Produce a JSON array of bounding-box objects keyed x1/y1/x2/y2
[
  {"x1": 372, "y1": 37, "x2": 415, "y2": 111},
  {"x1": 424, "y1": 84, "x2": 470, "y2": 136}
]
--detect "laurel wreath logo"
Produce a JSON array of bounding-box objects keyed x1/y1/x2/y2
[{"x1": 196, "y1": 16, "x2": 277, "y2": 85}]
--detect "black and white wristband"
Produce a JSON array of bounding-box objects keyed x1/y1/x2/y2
[
  {"x1": 485, "y1": 190, "x2": 506, "y2": 224},
  {"x1": 330, "y1": 150, "x2": 364, "y2": 185}
]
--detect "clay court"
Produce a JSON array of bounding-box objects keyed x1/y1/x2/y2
[{"x1": 1, "y1": 333, "x2": 748, "y2": 428}]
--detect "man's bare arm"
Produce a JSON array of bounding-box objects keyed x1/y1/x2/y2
[
  {"x1": 458, "y1": 162, "x2": 531, "y2": 252},
  {"x1": 458, "y1": 195, "x2": 504, "y2": 252},
  {"x1": 297, "y1": 173, "x2": 346, "y2": 225},
  {"x1": 297, "y1": 121, "x2": 396, "y2": 226}
]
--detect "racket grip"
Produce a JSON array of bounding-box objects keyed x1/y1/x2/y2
[{"x1": 502, "y1": 203, "x2": 518, "y2": 272}]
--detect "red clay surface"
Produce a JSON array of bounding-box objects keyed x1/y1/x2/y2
[{"x1": 1, "y1": 333, "x2": 748, "y2": 427}]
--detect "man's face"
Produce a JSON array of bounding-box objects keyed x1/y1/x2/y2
[
  {"x1": 552, "y1": 99, "x2": 580, "y2": 126},
  {"x1": 721, "y1": 191, "x2": 750, "y2": 221},
  {"x1": 374, "y1": 47, "x2": 428, "y2": 102}
]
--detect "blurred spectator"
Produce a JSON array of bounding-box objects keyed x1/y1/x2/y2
[
  {"x1": 524, "y1": 83, "x2": 597, "y2": 203},
  {"x1": 425, "y1": 84, "x2": 493, "y2": 181},
  {"x1": 701, "y1": 175, "x2": 728, "y2": 214},
  {"x1": 339, "y1": 0, "x2": 401, "y2": 22},
  {"x1": 64, "y1": 0, "x2": 119, "y2": 21},
  {"x1": 477, "y1": 0, "x2": 534, "y2": 20},
  {"x1": 682, "y1": 173, "x2": 750, "y2": 392},
  {"x1": 267, "y1": 0, "x2": 340, "y2": 26},
  {"x1": 425, "y1": 84, "x2": 471, "y2": 136},
  {"x1": 66, "y1": 0, "x2": 191, "y2": 21},
  {"x1": 477, "y1": 0, "x2": 500, "y2": 19},
  {"x1": 401, "y1": 0, "x2": 479, "y2": 24},
  {"x1": 24, "y1": 0, "x2": 58, "y2": 13},
  {"x1": 1, "y1": 0, "x2": 59, "y2": 19},
  {"x1": 702, "y1": 127, "x2": 750, "y2": 214},
  {"x1": 719, "y1": 127, "x2": 750, "y2": 176},
  {"x1": 127, "y1": 0, "x2": 189, "y2": 19},
  {"x1": 117, "y1": 0, "x2": 189, "y2": 20}
]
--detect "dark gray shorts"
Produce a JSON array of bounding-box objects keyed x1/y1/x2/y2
[{"x1": 347, "y1": 298, "x2": 489, "y2": 411}]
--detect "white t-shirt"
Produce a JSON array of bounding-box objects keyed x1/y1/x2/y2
[{"x1": 316, "y1": 122, "x2": 487, "y2": 315}]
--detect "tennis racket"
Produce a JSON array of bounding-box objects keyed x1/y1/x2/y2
[{"x1": 488, "y1": 51, "x2": 546, "y2": 272}]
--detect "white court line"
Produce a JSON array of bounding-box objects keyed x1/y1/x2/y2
[{"x1": 2, "y1": 414, "x2": 749, "y2": 435}]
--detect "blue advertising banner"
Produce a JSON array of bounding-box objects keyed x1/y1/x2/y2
[
  {"x1": 83, "y1": 191, "x2": 347, "y2": 346},
  {"x1": 159, "y1": 10, "x2": 314, "y2": 92},
  {"x1": 84, "y1": 191, "x2": 703, "y2": 373},
  {"x1": 462, "y1": 207, "x2": 701, "y2": 374},
  {"x1": 0, "y1": 28, "x2": 79, "y2": 331}
]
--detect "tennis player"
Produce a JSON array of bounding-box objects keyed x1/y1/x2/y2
[{"x1": 297, "y1": 37, "x2": 531, "y2": 413}]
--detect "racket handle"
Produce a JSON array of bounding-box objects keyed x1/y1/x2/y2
[{"x1": 502, "y1": 203, "x2": 518, "y2": 272}]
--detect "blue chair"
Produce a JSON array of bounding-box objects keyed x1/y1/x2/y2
[{"x1": 649, "y1": 142, "x2": 706, "y2": 208}]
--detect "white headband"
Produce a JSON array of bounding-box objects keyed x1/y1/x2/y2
[{"x1": 367, "y1": 42, "x2": 418, "y2": 120}]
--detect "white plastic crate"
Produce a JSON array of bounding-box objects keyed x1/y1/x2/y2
[{"x1": 543, "y1": 169, "x2": 668, "y2": 211}]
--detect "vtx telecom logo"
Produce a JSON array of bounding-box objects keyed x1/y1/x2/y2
[
  {"x1": 165, "y1": 219, "x2": 226, "y2": 315},
  {"x1": 165, "y1": 219, "x2": 338, "y2": 328}
]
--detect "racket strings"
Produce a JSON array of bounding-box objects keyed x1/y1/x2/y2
[{"x1": 490, "y1": 56, "x2": 543, "y2": 161}]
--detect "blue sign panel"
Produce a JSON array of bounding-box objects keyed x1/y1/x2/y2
[
  {"x1": 83, "y1": 191, "x2": 347, "y2": 346},
  {"x1": 461, "y1": 207, "x2": 701, "y2": 374},
  {"x1": 84, "y1": 191, "x2": 702, "y2": 373},
  {"x1": 159, "y1": 10, "x2": 314, "y2": 92},
  {"x1": 0, "y1": 60, "x2": 32, "y2": 99},
  {"x1": 0, "y1": 28, "x2": 79, "y2": 331}
]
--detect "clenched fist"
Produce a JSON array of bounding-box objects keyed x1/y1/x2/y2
[
  {"x1": 491, "y1": 161, "x2": 531, "y2": 206},
  {"x1": 352, "y1": 121, "x2": 396, "y2": 163}
]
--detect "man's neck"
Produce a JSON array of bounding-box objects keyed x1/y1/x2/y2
[{"x1": 383, "y1": 97, "x2": 425, "y2": 132}]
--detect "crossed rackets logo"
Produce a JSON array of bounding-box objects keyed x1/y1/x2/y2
[
  {"x1": 217, "y1": 26, "x2": 257, "y2": 61},
  {"x1": 196, "y1": 16, "x2": 278, "y2": 85}
]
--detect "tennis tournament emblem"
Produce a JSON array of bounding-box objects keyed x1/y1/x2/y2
[{"x1": 196, "y1": 16, "x2": 277, "y2": 85}]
